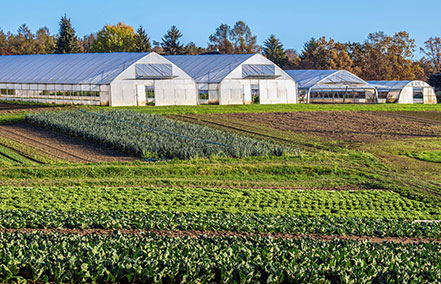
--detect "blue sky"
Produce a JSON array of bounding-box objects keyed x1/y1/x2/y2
[{"x1": 1, "y1": 0, "x2": 440, "y2": 55}]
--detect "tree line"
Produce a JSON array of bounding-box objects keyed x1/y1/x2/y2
[{"x1": 0, "y1": 15, "x2": 440, "y2": 83}]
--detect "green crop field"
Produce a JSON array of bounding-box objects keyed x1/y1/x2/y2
[{"x1": 2, "y1": 101, "x2": 441, "y2": 282}]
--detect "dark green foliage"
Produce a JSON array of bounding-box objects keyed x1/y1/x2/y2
[
  {"x1": 55, "y1": 15, "x2": 80, "y2": 54},
  {"x1": 1, "y1": 210, "x2": 441, "y2": 238},
  {"x1": 26, "y1": 110, "x2": 288, "y2": 159},
  {"x1": 135, "y1": 25, "x2": 151, "y2": 52},
  {"x1": 0, "y1": 232, "x2": 440, "y2": 283},
  {"x1": 262, "y1": 34, "x2": 288, "y2": 68},
  {"x1": 161, "y1": 25, "x2": 184, "y2": 55}
]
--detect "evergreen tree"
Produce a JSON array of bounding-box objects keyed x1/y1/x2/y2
[
  {"x1": 262, "y1": 35, "x2": 287, "y2": 67},
  {"x1": 161, "y1": 26, "x2": 184, "y2": 55},
  {"x1": 134, "y1": 26, "x2": 151, "y2": 52},
  {"x1": 56, "y1": 15, "x2": 80, "y2": 54}
]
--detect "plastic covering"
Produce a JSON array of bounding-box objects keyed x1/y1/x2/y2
[
  {"x1": 165, "y1": 54, "x2": 254, "y2": 83},
  {"x1": 0, "y1": 52, "x2": 150, "y2": 84},
  {"x1": 135, "y1": 64, "x2": 173, "y2": 79},
  {"x1": 285, "y1": 70, "x2": 369, "y2": 89},
  {"x1": 367, "y1": 81, "x2": 414, "y2": 92},
  {"x1": 242, "y1": 64, "x2": 276, "y2": 78}
]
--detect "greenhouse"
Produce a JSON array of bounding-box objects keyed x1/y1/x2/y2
[
  {"x1": 165, "y1": 54, "x2": 297, "y2": 105},
  {"x1": 367, "y1": 81, "x2": 437, "y2": 104},
  {"x1": 0, "y1": 52, "x2": 197, "y2": 106},
  {"x1": 285, "y1": 70, "x2": 377, "y2": 103}
]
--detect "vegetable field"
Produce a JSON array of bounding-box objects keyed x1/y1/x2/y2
[
  {"x1": 1, "y1": 232, "x2": 440, "y2": 283},
  {"x1": 2, "y1": 102, "x2": 441, "y2": 282},
  {"x1": 26, "y1": 110, "x2": 288, "y2": 159}
]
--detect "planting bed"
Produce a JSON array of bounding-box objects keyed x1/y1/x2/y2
[
  {"x1": 0, "y1": 122, "x2": 137, "y2": 163},
  {"x1": 195, "y1": 111, "x2": 441, "y2": 143}
]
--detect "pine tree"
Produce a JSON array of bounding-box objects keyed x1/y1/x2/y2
[
  {"x1": 56, "y1": 15, "x2": 80, "y2": 54},
  {"x1": 161, "y1": 26, "x2": 184, "y2": 55},
  {"x1": 263, "y1": 35, "x2": 287, "y2": 67},
  {"x1": 135, "y1": 26, "x2": 151, "y2": 52}
]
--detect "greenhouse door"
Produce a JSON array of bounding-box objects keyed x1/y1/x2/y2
[
  {"x1": 243, "y1": 84, "x2": 251, "y2": 104},
  {"x1": 146, "y1": 85, "x2": 155, "y2": 105}
]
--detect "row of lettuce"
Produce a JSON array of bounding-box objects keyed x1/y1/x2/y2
[
  {"x1": 0, "y1": 232, "x2": 440, "y2": 283},
  {"x1": 26, "y1": 110, "x2": 289, "y2": 159},
  {"x1": 0, "y1": 211, "x2": 440, "y2": 238}
]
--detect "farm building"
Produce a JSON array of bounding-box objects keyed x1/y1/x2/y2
[
  {"x1": 0, "y1": 52, "x2": 197, "y2": 106},
  {"x1": 367, "y1": 81, "x2": 437, "y2": 104},
  {"x1": 285, "y1": 70, "x2": 378, "y2": 103},
  {"x1": 165, "y1": 54, "x2": 297, "y2": 104}
]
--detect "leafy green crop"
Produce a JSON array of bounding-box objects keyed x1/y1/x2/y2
[
  {"x1": 0, "y1": 186, "x2": 439, "y2": 219},
  {"x1": 408, "y1": 151, "x2": 441, "y2": 163},
  {"x1": 26, "y1": 110, "x2": 289, "y2": 159},
  {"x1": 0, "y1": 210, "x2": 440, "y2": 238},
  {"x1": 0, "y1": 232, "x2": 440, "y2": 283}
]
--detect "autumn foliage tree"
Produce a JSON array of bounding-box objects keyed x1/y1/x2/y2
[
  {"x1": 359, "y1": 31, "x2": 424, "y2": 80},
  {"x1": 92, "y1": 22, "x2": 137, "y2": 52}
]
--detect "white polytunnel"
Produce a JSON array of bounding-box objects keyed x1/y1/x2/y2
[
  {"x1": 367, "y1": 80, "x2": 437, "y2": 104},
  {"x1": 165, "y1": 53, "x2": 297, "y2": 105},
  {"x1": 0, "y1": 52, "x2": 198, "y2": 106},
  {"x1": 285, "y1": 70, "x2": 378, "y2": 103}
]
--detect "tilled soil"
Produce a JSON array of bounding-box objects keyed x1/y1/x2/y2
[
  {"x1": 0, "y1": 102, "x2": 61, "y2": 114},
  {"x1": 1, "y1": 228, "x2": 438, "y2": 244},
  {"x1": 210, "y1": 111, "x2": 441, "y2": 143},
  {"x1": 0, "y1": 122, "x2": 138, "y2": 163}
]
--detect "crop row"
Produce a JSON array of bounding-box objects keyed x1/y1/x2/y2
[
  {"x1": 1, "y1": 210, "x2": 441, "y2": 238},
  {"x1": 0, "y1": 186, "x2": 439, "y2": 220},
  {"x1": 0, "y1": 232, "x2": 440, "y2": 283},
  {"x1": 26, "y1": 110, "x2": 289, "y2": 159},
  {"x1": 0, "y1": 146, "x2": 35, "y2": 166}
]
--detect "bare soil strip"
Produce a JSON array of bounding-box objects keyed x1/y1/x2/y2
[
  {"x1": 2, "y1": 228, "x2": 438, "y2": 244},
  {"x1": 0, "y1": 102, "x2": 62, "y2": 114},
  {"x1": 0, "y1": 122, "x2": 138, "y2": 163},
  {"x1": 195, "y1": 111, "x2": 441, "y2": 143}
]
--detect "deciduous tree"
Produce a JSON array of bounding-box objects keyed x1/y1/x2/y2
[
  {"x1": 35, "y1": 27, "x2": 55, "y2": 54},
  {"x1": 231, "y1": 21, "x2": 260, "y2": 54},
  {"x1": 208, "y1": 24, "x2": 233, "y2": 54},
  {"x1": 421, "y1": 37, "x2": 441, "y2": 74},
  {"x1": 360, "y1": 31, "x2": 424, "y2": 80},
  {"x1": 92, "y1": 22, "x2": 137, "y2": 52}
]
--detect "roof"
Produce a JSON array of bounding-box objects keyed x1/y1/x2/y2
[
  {"x1": 285, "y1": 70, "x2": 369, "y2": 89},
  {"x1": 164, "y1": 54, "x2": 255, "y2": 83},
  {"x1": 0, "y1": 52, "x2": 150, "y2": 85},
  {"x1": 367, "y1": 81, "x2": 412, "y2": 91}
]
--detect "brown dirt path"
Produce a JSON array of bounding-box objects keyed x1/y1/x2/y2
[
  {"x1": 0, "y1": 122, "x2": 138, "y2": 163},
  {"x1": 2, "y1": 228, "x2": 439, "y2": 244}
]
